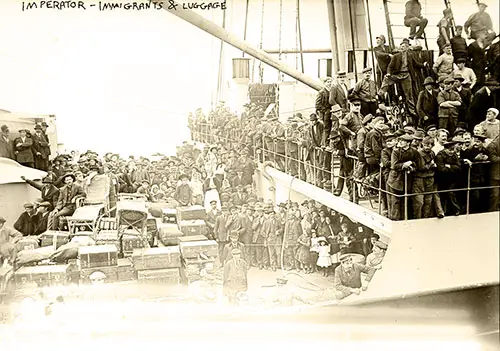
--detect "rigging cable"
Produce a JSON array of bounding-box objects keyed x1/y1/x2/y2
[
  {"x1": 258, "y1": 0, "x2": 265, "y2": 84},
  {"x1": 296, "y1": 0, "x2": 305, "y2": 74},
  {"x1": 278, "y1": 0, "x2": 284, "y2": 82},
  {"x1": 217, "y1": 7, "x2": 227, "y2": 103},
  {"x1": 242, "y1": 0, "x2": 250, "y2": 58}
]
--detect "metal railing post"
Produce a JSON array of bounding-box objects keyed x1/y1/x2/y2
[
  {"x1": 404, "y1": 171, "x2": 408, "y2": 221},
  {"x1": 466, "y1": 165, "x2": 471, "y2": 215},
  {"x1": 378, "y1": 164, "x2": 383, "y2": 215},
  {"x1": 284, "y1": 138, "x2": 288, "y2": 174}
]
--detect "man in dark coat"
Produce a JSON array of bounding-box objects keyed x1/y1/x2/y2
[
  {"x1": 416, "y1": 77, "x2": 439, "y2": 128},
  {"x1": 464, "y1": 2, "x2": 493, "y2": 40},
  {"x1": 32, "y1": 124, "x2": 50, "y2": 171},
  {"x1": 435, "y1": 140, "x2": 463, "y2": 215},
  {"x1": 0, "y1": 125, "x2": 15, "y2": 159},
  {"x1": 315, "y1": 77, "x2": 333, "y2": 144},
  {"x1": 329, "y1": 71, "x2": 349, "y2": 114},
  {"x1": 33, "y1": 201, "x2": 52, "y2": 236},
  {"x1": 364, "y1": 123, "x2": 389, "y2": 175},
  {"x1": 486, "y1": 134, "x2": 500, "y2": 212},
  {"x1": 334, "y1": 253, "x2": 377, "y2": 300},
  {"x1": 215, "y1": 205, "x2": 231, "y2": 263},
  {"x1": 14, "y1": 202, "x2": 38, "y2": 236},
  {"x1": 22, "y1": 173, "x2": 60, "y2": 211},
  {"x1": 467, "y1": 31, "x2": 488, "y2": 91},
  {"x1": 330, "y1": 130, "x2": 355, "y2": 201},
  {"x1": 387, "y1": 134, "x2": 421, "y2": 220},
  {"x1": 468, "y1": 81, "x2": 500, "y2": 131},
  {"x1": 453, "y1": 73, "x2": 473, "y2": 126},
  {"x1": 14, "y1": 129, "x2": 34, "y2": 168},
  {"x1": 205, "y1": 200, "x2": 220, "y2": 240}
]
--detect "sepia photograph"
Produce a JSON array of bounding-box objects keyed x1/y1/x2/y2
[{"x1": 0, "y1": 0, "x2": 498, "y2": 349}]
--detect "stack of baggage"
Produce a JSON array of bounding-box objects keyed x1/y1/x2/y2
[
  {"x1": 179, "y1": 235, "x2": 218, "y2": 284},
  {"x1": 78, "y1": 244, "x2": 119, "y2": 284},
  {"x1": 132, "y1": 246, "x2": 182, "y2": 287},
  {"x1": 14, "y1": 264, "x2": 72, "y2": 289},
  {"x1": 176, "y1": 205, "x2": 208, "y2": 236}
]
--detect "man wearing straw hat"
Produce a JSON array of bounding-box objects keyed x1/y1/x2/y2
[{"x1": 334, "y1": 253, "x2": 377, "y2": 300}]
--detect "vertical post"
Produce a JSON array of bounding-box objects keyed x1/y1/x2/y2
[
  {"x1": 296, "y1": 0, "x2": 305, "y2": 74},
  {"x1": 404, "y1": 171, "x2": 408, "y2": 221},
  {"x1": 326, "y1": 0, "x2": 341, "y2": 73},
  {"x1": 364, "y1": 0, "x2": 377, "y2": 86},
  {"x1": 378, "y1": 164, "x2": 383, "y2": 215},
  {"x1": 466, "y1": 166, "x2": 471, "y2": 215},
  {"x1": 347, "y1": 0, "x2": 359, "y2": 83},
  {"x1": 284, "y1": 137, "x2": 288, "y2": 174},
  {"x1": 242, "y1": 0, "x2": 250, "y2": 58}
]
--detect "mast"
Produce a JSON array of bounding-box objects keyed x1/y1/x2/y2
[{"x1": 326, "y1": 0, "x2": 341, "y2": 73}]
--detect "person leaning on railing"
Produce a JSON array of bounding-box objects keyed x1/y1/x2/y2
[
  {"x1": 462, "y1": 132, "x2": 490, "y2": 213},
  {"x1": 435, "y1": 139, "x2": 463, "y2": 216},
  {"x1": 486, "y1": 134, "x2": 500, "y2": 212}
]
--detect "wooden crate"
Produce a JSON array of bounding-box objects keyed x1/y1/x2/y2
[
  {"x1": 162, "y1": 208, "x2": 177, "y2": 224},
  {"x1": 178, "y1": 220, "x2": 208, "y2": 236},
  {"x1": 176, "y1": 205, "x2": 206, "y2": 222},
  {"x1": 80, "y1": 266, "x2": 119, "y2": 284},
  {"x1": 137, "y1": 268, "x2": 180, "y2": 286},
  {"x1": 78, "y1": 245, "x2": 118, "y2": 269},
  {"x1": 179, "y1": 240, "x2": 218, "y2": 259},
  {"x1": 131, "y1": 246, "x2": 181, "y2": 271},
  {"x1": 39, "y1": 231, "x2": 70, "y2": 249},
  {"x1": 14, "y1": 265, "x2": 70, "y2": 289},
  {"x1": 122, "y1": 235, "x2": 145, "y2": 254}
]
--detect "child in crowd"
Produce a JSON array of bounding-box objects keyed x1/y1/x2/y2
[
  {"x1": 316, "y1": 238, "x2": 332, "y2": 277},
  {"x1": 309, "y1": 229, "x2": 321, "y2": 273},
  {"x1": 296, "y1": 232, "x2": 311, "y2": 274}
]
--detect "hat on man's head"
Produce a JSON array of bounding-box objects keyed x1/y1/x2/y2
[
  {"x1": 401, "y1": 38, "x2": 410, "y2": 45},
  {"x1": 362, "y1": 67, "x2": 372, "y2": 73},
  {"x1": 209, "y1": 200, "x2": 217, "y2": 204},
  {"x1": 478, "y1": 2, "x2": 487, "y2": 7},
  {"x1": 331, "y1": 104, "x2": 342, "y2": 113},
  {"x1": 437, "y1": 128, "x2": 450, "y2": 135},
  {"x1": 444, "y1": 77, "x2": 455, "y2": 84},
  {"x1": 62, "y1": 173, "x2": 76, "y2": 182},
  {"x1": 0, "y1": 216, "x2": 5, "y2": 223},
  {"x1": 38, "y1": 201, "x2": 51, "y2": 208},
  {"x1": 456, "y1": 57, "x2": 466, "y2": 64},
  {"x1": 18, "y1": 129, "x2": 29, "y2": 133},
  {"x1": 384, "y1": 133, "x2": 396, "y2": 141},
  {"x1": 473, "y1": 132, "x2": 488, "y2": 140},
  {"x1": 438, "y1": 75, "x2": 447, "y2": 84},
  {"x1": 41, "y1": 122, "x2": 49, "y2": 127},
  {"x1": 0, "y1": 125, "x2": 8, "y2": 133},
  {"x1": 178, "y1": 173, "x2": 189, "y2": 181},
  {"x1": 339, "y1": 253, "x2": 354, "y2": 262},
  {"x1": 348, "y1": 93, "x2": 362, "y2": 103},
  {"x1": 376, "y1": 34, "x2": 386, "y2": 43},
  {"x1": 403, "y1": 126, "x2": 416, "y2": 134},
  {"x1": 399, "y1": 134, "x2": 414, "y2": 142},
  {"x1": 423, "y1": 77, "x2": 436, "y2": 86},
  {"x1": 454, "y1": 127, "x2": 467, "y2": 136},
  {"x1": 337, "y1": 71, "x2": 347, "y2": 77},
  {"x1": 453, "y1": 72, "x2": 465, "y2": 81},
  {"x1": 487, "y1": 108, "x2": 499, "y2": 118},
  {"x1": 425, "y1": 124, "x2": 437, "y2": 133},
  {"x1": 413, "y1": 130, "x2": 426, "y2": 140},
  {"x1": 309, "y1": 113, "x2": 318, "y2": 121},
  {"x1": 34, "y1": 124, "x2": 43, "y2": 131},
  {"x1": 24, "y1": 202, "x2": 34, "y2": 209}
]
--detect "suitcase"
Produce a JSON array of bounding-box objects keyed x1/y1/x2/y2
[
  {"x1": 176, "y1": 205, "x2": 206, "y2": 222},
  {"x1": 16, "y1": 236, "x2": 40, "y2": 252},
  {"x1": 178, "y1": 220, "x2": 208, "y2": 236},
  {"x1": 162, "y1": 208, "x2": 177, "y2": 224},
  {"x1": 40, "y1": 231, "x2": 71, "y2": 249},
  {"x1": 80, "y1": 265, "x2": 119, "y2": 284},
  {"x1": 178, "y1": 235, "x2": 208, "y2": 243},
  {"x1": 179, "y1": 240, "x2": 218, "y2": 259},
  {"x1": 180, "y1": 257, "x2": 216, "y2": 284},
  {"x1": 158, "y1": 223, "x2": 184, "y2": 246},
  {"x1": 137, "y1": 268, "x2": 180, "y2": 286},
  {"x1": 131, "y1": 246, "x2": 181, "y2": 271},
  {"x1": 122, "y1": 235, "x2": 145, "y2": 255},
  {"x1": 78, "y1": 245, "x2": 118, "y2": 269},
  {"x1": 117, "y1": 258, "x2": 137, "y2": 281},
  {"x1": 14, "y1": 264, "x2": 70, "y2": 288},
  {"x1": 96, "y1": 230, "x2": 118, "y2": 241}
]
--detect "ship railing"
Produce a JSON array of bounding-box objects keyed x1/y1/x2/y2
[{"x1": 192, "y1": 122, "x2": 499, "y2": 220}]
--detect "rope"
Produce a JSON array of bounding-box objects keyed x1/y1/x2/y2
[
  {"x1": 278, "y1": 0, "x2": 284, "y2": 82},
  {"x1": 258, "y1": 0, "x2": 265, "y2": 84}
]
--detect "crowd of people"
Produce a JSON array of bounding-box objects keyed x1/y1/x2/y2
[{"x1": 190, "y1": 2, "x2": 499, "y2": 221}]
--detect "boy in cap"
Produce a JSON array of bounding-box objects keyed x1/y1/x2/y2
[
  {"x1": 174, "y1": 174, "x2": 193, "y2": 206},
  {"x1": 334, "y1": 253, "x2": 377, "y2": 300},
  {"x1": 437, "y1": 77, "x2": 462, "y2": 135}
]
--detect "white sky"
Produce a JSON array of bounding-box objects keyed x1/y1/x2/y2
[{"x1": 0, "y1": 0, "x2": 498, "y2": 156}]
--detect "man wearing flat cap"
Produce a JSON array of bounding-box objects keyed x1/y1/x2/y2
[
  {"x1": 453, "y1": 57, "x2": 477, "y2": 89},
  {"x1": 373, "y1": 35, "x2": 392, "y2": 89},
  {"x1": 464, "y1": 2, "x2": 493, "y2": 40},
  {"x1": 33, "y1": 201, "x2": 52, "y2": 235},
  {"x1": 387, "y1": 134, "x2": 420, "y2": 220},
  {"x1": 14, "y1": 129, "x2": 34, "y2": 168},
  {"x1": 416, "y1": 77, "x2": 438, "y2": 129},
  {"x1": 13, "y1": 202, "x2": 38, "y2": 236},
  {"x1": 353, "y1": 67, "x2": 378, "y2": 116},
  {"x1": 223, "y1": 247, "x2": 248, "y2": 304},
  {"x1": 0, "y1": 125, "x2": 15, "y2": 159},
  {"x1": 437, "y1": 76, "x2": 462, "y2": 135},
  {"x1": 334, "y1": 253, "x2": 377, "y2": 300},
  {"x1": 52, "y1": 172, "x2": 86, "y2": 230},
  {"x1": 366, "y1": 241, "x2": 388, "y2": 268}
]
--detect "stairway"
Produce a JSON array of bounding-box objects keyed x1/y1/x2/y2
[{"x1": 381, "y1": 0, "x2": 476, "y2": 52}]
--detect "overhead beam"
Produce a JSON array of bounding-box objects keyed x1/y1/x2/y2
[
  {"x1": 162, "y1": 1, "x2": 324, "y2": 91},
  {"x1": 264, "y1": 48, "x2": 331, "y2": 54}
]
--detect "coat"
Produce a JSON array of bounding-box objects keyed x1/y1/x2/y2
[
  {"x1": 56, "y1": 183, "x2": 86, "y2": 210},
  {"x1": 435, "y1": 150, "x2": 462, "y2": 185},
  {"x1": 13, "y1": 212, "x2": 37, "y2": 236},
  {"x1": 25, "y1": 179, "x2": 60, "y2": 210},
  {"x1": 387, "y1": 51, "x2": 425, "y2": 75},
  {"x1": 315, "y1": 88, "x2": 332, "y2": 114},
  {"x1": 303, "y1": 121, "x2": 324, "y2": 161},
  {"x1": 334, "y1": 263, "x2": 376, "y2": 295},
  {"x1": 33, "y1": 212, "x2": 50, "y2": 236},
  {"x1": 283, "y1": 218, "x2": 302, "y2": 247},
  {"x1": 31, "y1": 132, "x2": 50, "y2": 159},
  {"x1": 374, "y1": 45, "x2": 392, "y2": 74},
  {"x1": 486, "y1": 135, "x2": 500, "y2": 181},
  {"x1": 13, "y1": 137, "x2": 34, "y2": 164},
  {"x1": 223, "y1": 257, "x2": 248, "y2": 296},
  {"x1": 329, "y1": 83, "x2": 349, "y2": 112},
  {"x1": 416, "y1": 89, "x2": 438, "y2": 126},
  {"x1": 222, "y1": 242, "x2": 247, "y2": 264},
  {"x1": 364, "y1": 128, "x2": 385, "y2": 164},
  {"x1": 0, "y1": 135, "x2": 14, "y2": 159},
  {"x1": 238, "y1": 214, "x2": 253, "y2": 245},
  {"x1": 205, "y1": 208, "x2": 221, "y2": 231},
  {"x1": 214, "y1": 215, "x2": 231, "y2": 242},
  {"x1": 387, "y1": 147, "x2": 421, "y2": 191}
]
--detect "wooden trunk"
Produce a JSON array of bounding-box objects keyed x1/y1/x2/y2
[
  {"x1": 16, "y1": 236, "x2": 40, "y2": 252},
  {"x1": 39, "y1": 231, "x2": 70, "y2": 249},
  {"x1": 158, "y1": 223, "x2": 184, "y2": 246},
  {"x1": 78, "y1": 245, "x2": 118, "y2": 269},
  {"x1": 131, "y1": 246, "x2": 182, "y2": 271},
  {"x1": 178, "y1": 220, "x2": 208, "y2": 236},
  {"x1": 162, "y1": 208, "x2": 177, "y2": 224},
  {"x1": 137, "y1": 268, "x2": 180, "y2": 286},
  {"x1": 179, "y1": 240, "x2": 218, "y2": 259},
  {"x1": 80, "y1": 265, "x2": 119, "y2": 284},
  {"x1": 176, "y1": 205, "x2": 206, "y2": 222},
  {"x1": 14, "y1": 264, "x2": 70, "y2": 289},
  {"x1": 117, "y1": 258, "x2": 137, "y2": 281}
]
